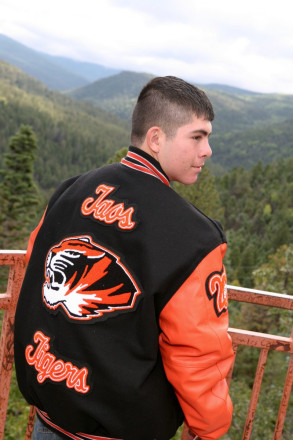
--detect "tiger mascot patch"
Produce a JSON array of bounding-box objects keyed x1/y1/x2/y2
[{"x1": 42, "y1": 235, "x2": 141, "y2": 321}]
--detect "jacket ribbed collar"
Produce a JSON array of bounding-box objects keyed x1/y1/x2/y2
[{"x1": 121, "y1": 146, "x2": 170, "y2": 186}]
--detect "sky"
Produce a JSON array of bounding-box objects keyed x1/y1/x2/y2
[{"x1": 1, "y1": 0, "x2": 293, "y2": 94}]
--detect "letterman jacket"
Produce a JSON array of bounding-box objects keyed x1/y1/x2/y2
[{"x1": 14, "y1": 146, "x2": 234, "y2": 440}]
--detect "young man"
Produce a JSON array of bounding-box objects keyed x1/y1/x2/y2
[{"x1": 14, "y1": 76, "x2": 234, "y2": 440}]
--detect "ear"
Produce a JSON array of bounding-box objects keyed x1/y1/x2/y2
[{"x1": 145, "y1": 126, "x2": 164, "y2": 155}]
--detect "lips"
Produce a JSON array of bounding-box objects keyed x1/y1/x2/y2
[
  {"x1": 193, "y1": 162, "x2": 204, "y2": 168},
  {"x1": 193, "y1": 165, "x2": 204, "y2": 171}
]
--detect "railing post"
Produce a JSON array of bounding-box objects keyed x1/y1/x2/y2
[
  {"x1": 0, "y1": 251, "x2": 26, "y2": 440},
  {"x1": 242, "y1": 348, "x2": 269, "y2": 439},
  {"x1": 25, "y1": 406, "x2": 36, "y2": 440},
  {"x1": 273, "y1": 330, "x2": 293, "y2": 439}
]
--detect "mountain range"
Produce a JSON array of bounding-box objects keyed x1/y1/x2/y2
[
  {"x1": 0, "y1": 33, "x2": 293, "y2": 187},
  {"x1": 0, "y1": 33, "x2": 258, "y2": 94}
]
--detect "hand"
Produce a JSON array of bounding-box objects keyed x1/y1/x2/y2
[{"x1": 180, "y1": 423, "x2": 202, "y2": 440}]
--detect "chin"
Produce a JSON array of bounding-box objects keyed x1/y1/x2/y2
[{"x1": 184, "y1": 174, "x2": 199, "y2": 185}]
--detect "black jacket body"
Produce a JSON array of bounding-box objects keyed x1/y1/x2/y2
[{"x1": 14, "y1": 147, "x2": 226, "y2": 440}]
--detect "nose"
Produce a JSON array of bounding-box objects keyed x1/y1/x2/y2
[{"x1": 201, "y1": 139, "x2": 212, "y2": 158}]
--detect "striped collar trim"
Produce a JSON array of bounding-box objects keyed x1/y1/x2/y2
[
  {"x1": 121, "y1": 146, "x2": 170, "y2": 187},
  {"x1": 36, "y1": 409, "x2": 122, "y2": 440}
]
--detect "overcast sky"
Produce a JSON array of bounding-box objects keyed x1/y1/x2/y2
[{"x1": 1, "y1": 0, "x2": 293, "y2": 94}]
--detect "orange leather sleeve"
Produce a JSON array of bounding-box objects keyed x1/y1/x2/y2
[
  {"x1": 159, "y1": 243, "x2": 234, "y2": 440},
  {"x1": 25, "y1": 209, "x2": 47, "y2": 265}
]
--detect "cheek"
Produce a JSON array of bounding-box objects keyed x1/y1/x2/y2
[
  {"x1": 162, "y1": 143, "x2": 193, "y2": 178},
  {"x1": 179, "y1": 152, "x2": 194, "y2": 169},
  {"x1": 173, "y1": 146, "x2": 189, "y2": 162}
]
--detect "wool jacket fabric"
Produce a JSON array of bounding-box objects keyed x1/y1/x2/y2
[{"x1": 14, "y1": 146, "x2": 234, "y2": 440}]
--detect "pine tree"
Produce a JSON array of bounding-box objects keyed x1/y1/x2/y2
[
  {"x1": 107, "y1": 146, "x2": 128, "y2": 164},
  {"x1": 174, "y1": 166, "x2": 224, "y2": 221},
  {"x1": 0, "y1": 125, "x2": 41, "y2": 249}
]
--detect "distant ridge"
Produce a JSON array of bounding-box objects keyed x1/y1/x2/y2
[
  {"x1": 67, "y1": 71, "x2": 154, "y2": 119},
  {"x1": 202, "y1": 83, "x2": 258, "y2": 95},
  {"x1": 43, "y1": 54, "x2": 120, "y2": 84},
  {"x1": 0, "y1": 34, "x2": 120, "y2": 90},
  {"x1": 0, "y1": 34, "x2": 87, "y2": 90},
  {"x1": 69, "y1": 70, "x2": 154, "y2": 99}
]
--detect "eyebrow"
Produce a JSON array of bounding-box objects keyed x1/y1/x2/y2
[{"x1": 190, "y1": 129, "x2": 212, "y2": 137}]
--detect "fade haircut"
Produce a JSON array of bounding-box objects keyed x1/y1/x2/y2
[{"x1": 131, "y1": 76, "x2": 214, "y2": 146}]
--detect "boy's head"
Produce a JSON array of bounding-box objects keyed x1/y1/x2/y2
[{"x1": 131, "y1": 76, "x2": 214, "y2": 146}]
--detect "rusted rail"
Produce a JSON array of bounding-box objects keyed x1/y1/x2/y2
[
  {"x1": 227, "y1": 284, "x2": 293, "y2": 440},
  {"x1": 0, "y1": 253, "x2": 292, "y2": 439}
]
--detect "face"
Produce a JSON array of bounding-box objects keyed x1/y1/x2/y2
[{"x1": 157, "y1": 114, "x2": 213, "y2": 185}]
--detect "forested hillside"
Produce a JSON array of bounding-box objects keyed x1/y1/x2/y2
[
  {"x1": 0, "y1": 61, "x2": 130, "y2": 193},
  {"x1": 216, "y1": 159, "x2": 293, "y2": 287},
  {"x1": 68, "y1": 71, "x2": 293, "y2": 171},
  {"x1": 211, "y1": 117, "x2": 293, "y2": 170}
]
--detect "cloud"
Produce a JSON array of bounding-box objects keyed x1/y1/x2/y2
[{"x1": 1, "y1": 0, "x2": 293, "y2": 93}]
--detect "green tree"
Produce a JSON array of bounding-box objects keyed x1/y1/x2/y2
[
  {"x1": 107, "y1": 146, "x2": 128, "y2": 164},
  {"x1": 253, "y1": 244, "x2": 293, "y2": 297},
  {"x1": 0, "y1": 125, "x2": 41, "y2": 249},
  {"x1": 174, "y1": 166, "x2": 224, "y2": 220}
]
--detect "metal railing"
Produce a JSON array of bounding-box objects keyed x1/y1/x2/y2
[
  {"x1": 227, "y1": 285, "x2": 293, "y2": 439},
  {"x1": 0, "y1": 251, "x2": 36, "y2": 440},
  {"x1": 0, "y1": 251, "x2": 292, "y2": 439}
]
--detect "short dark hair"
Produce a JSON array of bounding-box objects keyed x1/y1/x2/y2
[{"x1": 131, "y1": 76, "x2": 214, "y2": 146}]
